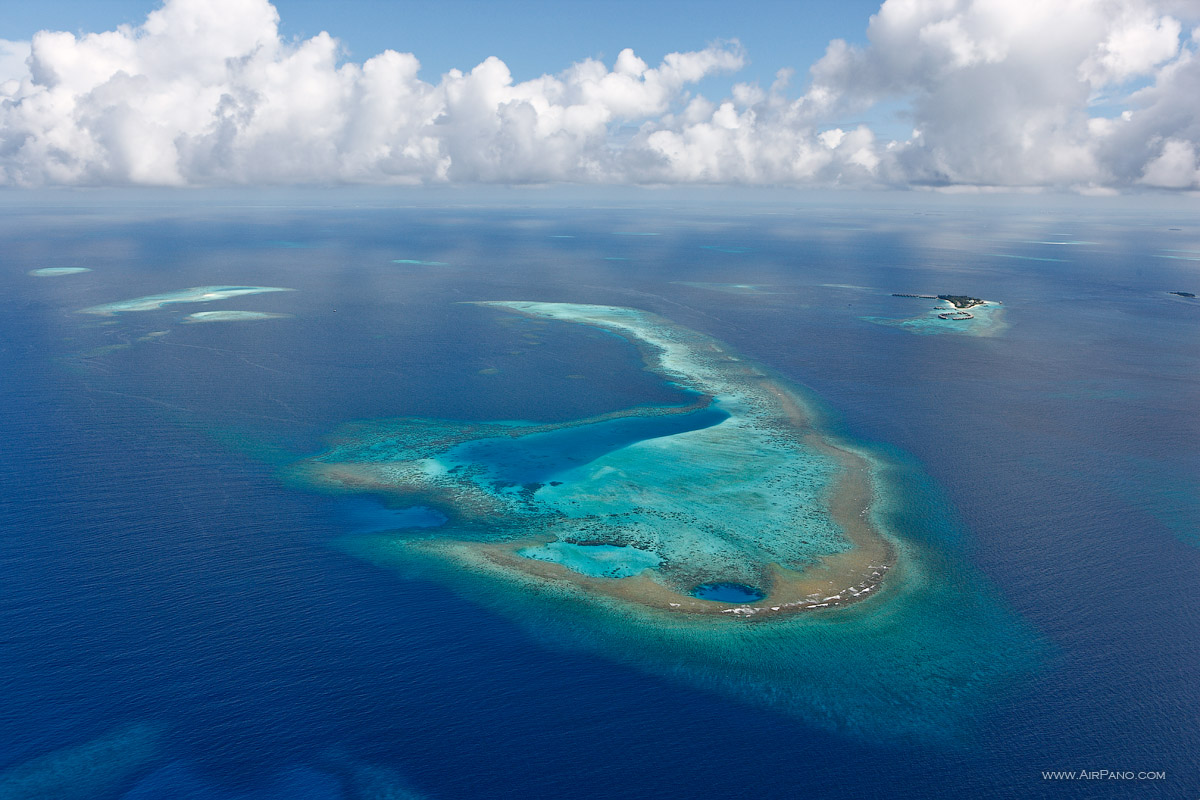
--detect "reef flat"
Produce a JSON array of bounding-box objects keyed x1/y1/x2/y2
[
  {"x1": 80, "y1": 286, "x2": 292, "y2": 315},
  {"x1": 29, "y1": 267, "x2": 91, "y2": 277},
  {"x1": 297, "y1": 302, "x2": 894, "y2": 618},
  {"x1": 182, "y1": 311, "x2": 292, "y2": 323}
]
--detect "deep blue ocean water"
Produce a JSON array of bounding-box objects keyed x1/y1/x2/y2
[
  {"x1": 1, "y1": 193, "x2": 1197, "y2": 799},
  {"x1": 446, "y1": 405, "x2": 729, "y2": 486}
]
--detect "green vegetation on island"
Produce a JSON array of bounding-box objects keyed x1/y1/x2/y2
[{"x1": 937, "y1": 295, "x2": 985, "y2": 309}]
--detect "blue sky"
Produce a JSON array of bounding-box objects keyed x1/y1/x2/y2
[
  {"x1": 0, "y1": 0, "x2": 1197, "y2": 192},
  {"x1": 0, "y1": 0, "x2": 896, "y2": 138},
  {"x1": 2, "y1": 0, "x2": 882, "y2": 82}
]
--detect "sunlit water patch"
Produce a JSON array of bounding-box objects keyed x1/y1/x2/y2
[
  {"x1": 288, "y1": 302, "x2": 1041, "y2": 740},
  {"x1": 671, "y1": 281, "x2": 775, "y2": 295},
  {"x1": 984, "y1": 253, "x2": 1067, "y2": 263}
]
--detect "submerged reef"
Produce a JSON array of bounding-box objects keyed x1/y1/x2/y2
[
  {"x1": 80, "y1": 286, "x2": 293, "y2": 315},
  {"x1": 0, "y1": 723, "x2": 162, "y2": 800},
  {"x1": 290, "y1": 302, "x2": 1041, "y2": 738},
  {"x1": 29, "y1": 267, "x2": 91, "y2": 277},
  {"x1": 182, "y1": 311, "x2": 292, "y2": 323}
]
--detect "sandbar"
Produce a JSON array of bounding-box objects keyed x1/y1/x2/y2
[{"x1": 81, "y1": 286, "x2": 293, "y2": 315}]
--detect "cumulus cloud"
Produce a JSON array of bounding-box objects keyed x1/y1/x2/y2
[{"x1": 0, "y1": 0, "x2": 1197, "y2": 190}]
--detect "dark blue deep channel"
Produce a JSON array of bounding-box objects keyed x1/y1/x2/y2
[{"x1": 445, "y1": 405, "x2": 729, "y2": 484}]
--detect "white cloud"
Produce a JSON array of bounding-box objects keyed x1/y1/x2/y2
[
  {"x1": 801, "y1": 0, "x2": 1197, "y2": 190},
  {"x1": 1139, "y1": 137, "x2": 1200, "y2": 186},
  {"x1": 0, "y1": 0, "x2": 1197, "y2": 190}
]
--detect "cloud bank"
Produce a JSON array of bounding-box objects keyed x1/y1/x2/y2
[{"x1": 1, "y1": 0, "x2": 1197, "y2": 191}]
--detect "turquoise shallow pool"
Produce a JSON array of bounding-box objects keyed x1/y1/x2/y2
[{"x1": 518, "y1": 542, "x2": 664, "y2": 578}]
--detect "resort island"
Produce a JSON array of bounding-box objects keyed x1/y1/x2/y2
[
  {"x1": 936, "y1": 294, "x2": 986, "y2": 309},
  {"x1": 881, "y1": 292, "x2": 1004, "y2": 328}
]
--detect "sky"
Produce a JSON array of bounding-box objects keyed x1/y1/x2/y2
[{"x1": 1, "y1": 0, "x2": 1198, "y2": 193}]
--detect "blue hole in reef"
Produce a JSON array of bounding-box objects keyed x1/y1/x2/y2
[{"x1": 690, "y1": 582, "x2": 766, "y2": 603}]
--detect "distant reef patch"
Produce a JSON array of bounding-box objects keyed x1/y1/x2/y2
[
  {"x1": 81, "y1": 286, "x2": 293, "y2": 315},
  {"x1": 182, "y1": 311, "x2": 292, "y2": 323},
  {"x1": 30, "y1": 267, "x2": 91, "y2": 277}
]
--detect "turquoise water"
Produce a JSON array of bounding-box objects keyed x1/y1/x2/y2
[
  {"x1": 304, "y1": 303, "x2": 854, "y2": 590},
  {"x1": 343, "y1": 451, "x2": 1043, "y2": 741},
  {"x1": 519, "y1": 542, "x2": 664, "y2": 578},
  {"x1": 863, "y1": 299, "x2": 1006, "y2": 337},
  {"x1": 444, "y1": 406, "x2": 729, "y2": 486},
  {"x1": 336, "y1": 498, "x2": 449, "y2": 533}
]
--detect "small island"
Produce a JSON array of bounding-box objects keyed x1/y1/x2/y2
[
  {"x1": 1169, "y1": 291, "x2": 1195, "y2": 298},
  {"x1": 873, "y1": 292, "x2": 1005, "y2": 335},
  {"x1": 891, "y1": 293, "x2": 985, "y2": 309},
  {"x1": 936, "y1": 295, "x2": 986, "y2": 309}
]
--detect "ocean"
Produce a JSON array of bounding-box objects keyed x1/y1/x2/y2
[{"x1": 1, "y1": 191, "x2": 1197, "y2": 799}]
